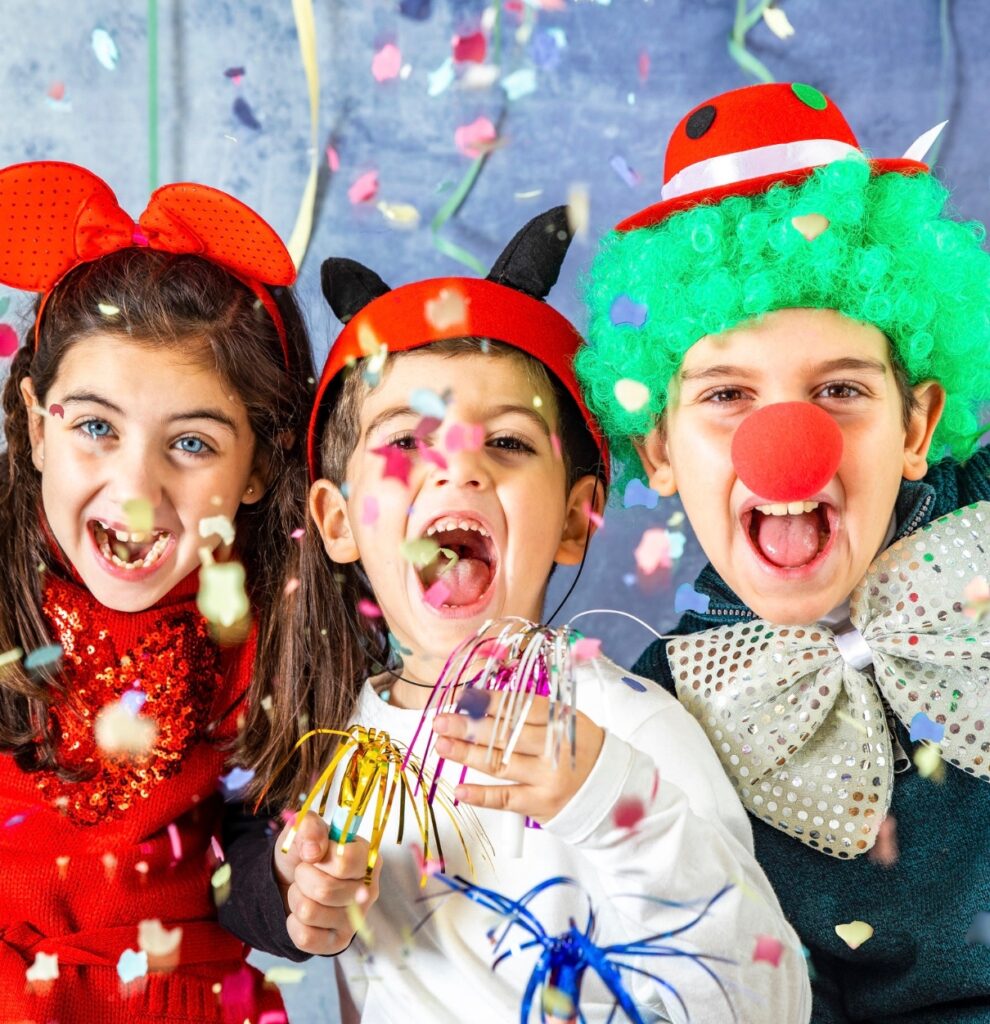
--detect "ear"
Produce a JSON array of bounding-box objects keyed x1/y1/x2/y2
[
  {"x1": 309, "y1": 477, "x2": 360, "y2": 563},
  {"x1": 19, "y1": 377, "x2": 45, "y2": 472},
  {"x1": 633, "y1": 425, "x2": 677, "y2": 497},
  {"x1": 901, "y1": 380, "x2": 946, "y2": 481},
  {"x1": 320, "y1": 257, "x2": 391, "y2": 325},
  {"x1": 555, "y1": 474, "x2": 604, "y2": 566},
  {"x1": 487, "y1": 206, "x2": 572, "y2": 300}
]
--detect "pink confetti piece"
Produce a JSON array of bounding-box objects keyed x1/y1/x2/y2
[
  {"x1": 634, "y1": 527, "x2": 672, "y2": 575},
  {"x1": 48, "y1": 404, "x2": 64, "y2": 418},
  {"x1": 423, "y1": 580, "x2": 451, "y2": 608},
  {"x1": 411, "y1": 842, "x2": 444, "y2": 877},
  {"x1": 348, "y1": 170, "x2": 379, "y2": 205},
  {"x1": 445, "y1": 423, "x2": 484, "y2": 452},
  {"x1": 283, "y1": 577, "x2": 300, "y2": 596},
  {"x1": 362, "y1": 496, "x2": 379, "y2": 525},
  {"x1": 210, "y1": 835, "x2": 225, "y2": 862},
  {"x1": 325, "y1": 145, "x2": 340, "y2": 171},
  {"x1": 613, "y1": 796, "x2": 645, "y2": 829},
  {"x1": 571, "y1": 636, "x2": 601, "y2": 662},
  {"x1": 752, "y1": 935, "x2": 784, "y2": 967},
  {"x1": 452, "y1": 31, "x2": 486, "y2": 63},
  {"x1": 259, "y1": 1013, "x2": 289, "y2": 1024},
  {"x1": 0, "y1": 324, "x2": 17, "y2": 358},
  {"x1": 638, "y1": 51, "x2": 650, "y2": 83},
  {"x1": 167, "y1": 822, "x2": 183, "y2": 862},
  {"x1": 372, "y1": 43, "x2": 402, "y2": 82},
  {"x1": 454, "y1": 116, "x2": 497, "y2": 158},
  {"x1": 550, "y1": 432, "x2": 562, "y2": 459},
  {"x1": 417, "y1": 440, "x2": 448, "y2": 470},
  {"x1": 357, "y1": 598, "x2": 383, "y2": 618},
  {"x1": 868, "y1": 815, "x2": 899, "y2": 867},
  {"x1": 372, "y1": 443, "x2": 412, "y2": 484},
  {"x1": 290, "y1": 527, "x2": 305, "y2": 539},
  {"x1": 476, "y1": 639, "x2": 511, "y2": 660},
  {"x1": 47, "y1": 81, "x2": 65, "y2": 101},
  {"x1": 582, "y1": 501, "x2": 604, "y2": 528}
]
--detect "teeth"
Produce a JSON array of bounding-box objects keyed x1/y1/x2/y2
[
  {"x1": 754, "y1": 501, "x2": 821, "y2": 517},
  {"x1": 94, "y1": 523, "x2": 169, "y2": 570},
  {"x1": 424, "y1": 517, "x2": 490, "y2": 539}
]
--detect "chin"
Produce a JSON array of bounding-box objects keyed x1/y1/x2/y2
[{"x1": 741, "y1": 589, "x2": 842, "y2": 626}]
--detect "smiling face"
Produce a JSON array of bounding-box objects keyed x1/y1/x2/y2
[
  {"x1": 310, "y1": 349, "x2": 599, "y2": 695},
  {"x1": 637, "y1": 308, "x2": 945, "y2": 624},
  {"x1": 22, "y1": 333, "x2": 264, "y2": 612}
]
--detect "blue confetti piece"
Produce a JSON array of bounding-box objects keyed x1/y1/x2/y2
[
  {"x1": 116, "y1": 948, "x2": 148, "y2": 984},
  {"x1": 24, "y1": 644, "x2": 63, "y2": 671},
  {"x1": 0, "y1": 297, "x2": 10, "y2": 319},
  {"x1": 622, "y1": 572, "x2": 636, "y2": 587},
  {"x1": 530, "y1": 30, "x2": 562, "y2": 69},
  {"x1": 609, "y1": 155, "x2": 640, "y2": 188},
  {"x1": 119, "y1": 690, "x2": 146, "y2": 715},
  {"x1": 4, "y1": 813, "x2": 25, "y2": 828},
  {"x1": 410, "y1": 388, "x2": 447, "y2": 420},
  {"x1": 340, "y1": 481, "x2": 350, "y2": 499},
  {"x1": 622, "y1": 478, "x2": 659, "y2": 509},
  {"x1": 219, "y1": 766, "x2": 256, "y2": 795},
  {"x1": 674, "y1": 584, "x2": 710, "y2": 615},
  {"x1": 966, "y1": 912, "x2": 990, "y2": 946},
  {"x1": 388, "y1": 632, "x2": 412, "y2": 656},
  {"x1": 620, "y1": 675, "x2": 648, "y2": 692},
  {"x1": 399, "y1": 0, "x2": 432, "y2": 19},
  {"x1": 456, "y1": 688, "x2": 491, "y2": 720},
  {"x1": 502, "y1": 68, "x2": 537, "y2": 102},
  {"x1": 609, "y1": 294, "x2": 649, "y2": 328},
  {"x1": 224, "y1": 66, "x2": 246, "y2": 79},
  {"x1": 233, "y1": 96, "x2": 262, "y2": 130},
  {"x1": 909, "y1": 711, "x2": 944, "y2": 744}
]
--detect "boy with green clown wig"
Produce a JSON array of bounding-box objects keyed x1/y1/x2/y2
[{"x1": 576, "y1": 81, "x2": 990, "y2": 1023}]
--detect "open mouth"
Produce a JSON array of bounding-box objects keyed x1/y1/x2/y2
[
  {"x1": 743, "y1": 499, "x2": 837, "y2": 570},
  {"x1": 416, "y1": 515, "x2": 499, "y2": 613},
  {"x1": 89, "y1": 519, "x2": 174, "y2": 572}
]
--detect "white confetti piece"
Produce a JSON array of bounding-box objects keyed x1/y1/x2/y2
[{"x1": 91, "y1": 27, "x2": 119, "y2": 70}]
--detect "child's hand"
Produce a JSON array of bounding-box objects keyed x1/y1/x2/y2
[
  {"x1": 274, "y1": 811, "x2": 382, "y2": 956},
  {"x1": 432, "y1": 694, "x2": 605, "y2": 823}
]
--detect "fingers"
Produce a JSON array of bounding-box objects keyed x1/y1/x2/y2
[
  {"x1": 315, "y1": 835, "x2": 374, "y2": 881},
  {"x1": 433, "y1": 733, "x2": 543, "y2": 783},
  {"x1": 274, "y1": 810, "x2": 330, "y2": 887},
  {"x1": 433, "y1": 697, "x2": 557, "y2": 758}
]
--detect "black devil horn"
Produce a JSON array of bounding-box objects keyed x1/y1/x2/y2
[
  {"x1": 320, "y1": 257, "x2": 391, "y2": 324},
  {"x1": 486, "y1": 205, "x2": 573, "y2": 300}
]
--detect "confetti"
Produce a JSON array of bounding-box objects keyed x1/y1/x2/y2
[
  {"x1": 763, "y1": 6, "x2": 796, "y2": 39},
  {"x1": 224, "y1": 65, "x2": 245, "y2": 80},
  {"x1": 197, "y1": 561, "x2": 250, "y2": 627},
  {"x1": 452, "y1": 31, "x2": 486, "y2": 63},
  {"x1": 0, "y1": 647, "x2": 22, "y2": 669},
  {"x1": 674, "y1": 583, "x2": 711, "y2": 615},
  {"x1": 0, "y1": 297, "x2": 9, "y2": 318},
  {"x1": 411, "y1": 842, "x2": 444, "y2": 878},
  {"x1": 0, "y1": 324, "x2": 18, "y2": 358},
  {"x1": 791, "y1": 213, "x2": 829, "y2": 241},
  {"x1": 965, "y1": 912, "x2": 990, "y2": 946},
  {"x1": 622, "y1": 478, "x2": 659, "y2": 510},
  {"x1": 445, "y1": 423, "x2": 485, "y2": 454},
  {"x1": 612, "y1": 797, "x2": 645, "y2": 829},
  {"x1": 211, "y1": 862, "x2": 232, "y2": 906},
  {"x1": 914, "y1": 742, "x2": 943, "y2": 779},
  {"x1": 752, "y1": 935, "x2": 784, "y2": 967},
  {"x1": 138, "y1": 918, "x2": 183, "y2": 961},
  {"x1": 614, "y1": 378, "x2": 650, "y2": 412},
  {"x1": 620, "y1": 675, "x2": 648, "y2": 692},
  {"x1": 372, "y1": 444, "x2": 412, "y2": 484},
  {"x1": 542, "y1": 986, "x2": 575, "y2": 1019},
  {"x1": 119, "y1": 498, "x2": 153, "y2": 537},
  {"x1": 425, "y1": 287, "x2": 469, "y2": 331},
  {"x1": 581, "y1": 501, "x2": 604, "y2": 528},
  {"x1": 638, "y1": 50, "x2": 650, "y2": 83},
  {"x1": 868, "y1": 815, "x2": 899, "y2": 867},
  {"x1": 454, "y1": 116, "x2": 497, "y2": 158},
  {"x1": 530, "y1": 29, "x2": 564, "y2": 69},
  {"x1": 667, "y1": 511, "x2": 684, "y2": 527},
  {"x1": 963, "y1": 576, "x2": 990, "y2": 621},
  {"x1": 410, "y1": 388, "x2": 448, "y2": 420},
  {"x1": 372, "y1": 43, "x2": 402, "y2": 82},
  {"x1": 571, "y1": 637, "x2": 602, "y2": 661},
  {"x1": 427, "y1": 57, "x2": 455, "y2": 97},
  {"x1": 909, "y1": 711, "x2": 944, "y2": 744},
  {"x1": 459, "y1": 63, "x2": 500, "y2": 90},
  {"x1": 361, "y1": 496, "x2": 379, "y2": 525},
  {"x1": 357, "y1": 599, "x2": 382, "y2": 618},
  {"x1": 97, "y1": 301, "x2": 121, "y2": 317},
  {"x1": 400, "y1": 0, "x2": 432, "y2": 18},
  {"x1": 94, "y1": 698, "x2": 157, "y2": 756},
  {"x1": 563, "y1": 183, "x2": 591, "y2": 243},
  {"x1": 116, "y1": 948, "x2": 148, "y2": 984},
  {"x1": 609, "y1": 155, "x2": 640, "y2": 188},
  {"x1": 55, "y1": 854, "x2": 70, "y2": 879},
  {"x1": 291, "y1": 527, "x2": 305, "y2": 540},
  {"x1": 346, "y1": 901, "x2": 374, "y2": 945},
  {"x1": 634, "y1": 528, "x2": 672, "y2": 575},
  {"x1": 232, "y1": 96, "x2": 262, "y2": 130},
  {"x1": 456, "y1": 688, "x2": 491, "y2": 719},
  {"x1": 24, "y1": 644, "x2": 63, "y2": 672},
  {"x1": 501, "y1": 68, "x2": 537, "y2": 102},
  {"x1": 400, "y1": 537, "x2": 440, "y2": 567},
  {"x1": 198, "y1": 514, "x2": 236, "y2": 547},
  {"x1": 91, "y1": 27, "x2": 119, "y2": 70},
  {"x1": 264, "y1": 966, "x2": 307, "y2": 984},
  {"x1": 424, "y1": 580, "x2": 451, "y2": 608},
  {"x1": 609, "y1": 294, "x2": 649, "y2": 328},
  {"x1": 219, "y1": 766, "x2": 255, "y2": 795},
  {"x1": 25, "y1": 951, "x2": 59, "y2": 984},
  {"x1": 348, "y1": 170, "x2": 380, "y2": 205},
  {"x1": 325, "y1": 145, "x2": 340, "y2": 171},
  {"x1": 377, "y1": 200, "x2": 421, "y2": 229},
  {"x1": 834, "y1": 921, "x2": 873, "y2": 950},
  {"x1": 49, "y1": 404, "x2": 64, "y2": 418},
  {"x1": 47, "y1": 80, "x2": 66, "y2": 101}
]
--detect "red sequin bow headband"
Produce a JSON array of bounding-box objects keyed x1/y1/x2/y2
[{"x1": 0, "y1": 161, "x2": 296, "y2": 364}]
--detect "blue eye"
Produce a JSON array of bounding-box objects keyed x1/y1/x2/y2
[
  {"x1": 175, "y1": 436, "x2": 209, "y2": 455},
  {"x1": 81, "y1": 419, "x2": 113, "y2": 439}
]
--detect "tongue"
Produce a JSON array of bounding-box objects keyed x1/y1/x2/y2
[
  {"x1": 755, "y1": 511, "x2": 821, "y2": 568},
  {"x1": 435, "y1": 556, "x2": 491, "y2": 606}
]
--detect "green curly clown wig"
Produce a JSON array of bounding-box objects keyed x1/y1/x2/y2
[{"x1": 576, "y1": 158, "x2": 990, "y2": 490}]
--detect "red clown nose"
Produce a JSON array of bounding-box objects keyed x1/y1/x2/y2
[{"x1": 731, "y1": 402, "x2": 843, "y2": 502}]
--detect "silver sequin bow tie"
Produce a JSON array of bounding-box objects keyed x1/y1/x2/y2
[{"x1": 668, "y1": 501, "x2": 990, "y2": 859}]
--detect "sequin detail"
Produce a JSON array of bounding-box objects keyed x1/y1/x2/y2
[
  {"x1": 669, "y1": 502, "x2": 990, "y2": 859},
  {"x1": 36, "y1": 576, "x2": 222, "y2": 825}
]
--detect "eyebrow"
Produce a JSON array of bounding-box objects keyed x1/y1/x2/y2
[
  {"x1": 60, "y1": 390, "x2": 239, "y2": 433},
  {"x1": 679, "y1": 357, "x2": 888, "y2": 383},
  {"x1": 365, "y1": 402, "x2": 552, "y2": 438}
]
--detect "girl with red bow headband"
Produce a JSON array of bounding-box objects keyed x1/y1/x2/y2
[{"x1": 0, "y1": 162, "x2": 314, "y2": 1023}]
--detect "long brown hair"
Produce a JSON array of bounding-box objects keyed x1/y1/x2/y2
[
  {"x1": 249, "y1": 338, "x2": 606, "y2": 810},
  {"x1": 0, "y1": 248, "x2": 314, "y2": 776}
]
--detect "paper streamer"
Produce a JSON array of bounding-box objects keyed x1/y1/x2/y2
[{"x1": 287, "y1": 0, "x2": 320, "y2": 271}]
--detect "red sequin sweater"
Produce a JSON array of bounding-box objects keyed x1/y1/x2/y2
[{"x1": 0, "y1": 570, "x2": 284, "y2": 1024}]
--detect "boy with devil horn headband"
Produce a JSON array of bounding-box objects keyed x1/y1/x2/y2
[{"x1": 576, "y1": 82, "x2": 990, "y2": 1023}]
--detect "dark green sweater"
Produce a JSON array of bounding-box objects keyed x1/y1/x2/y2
[{"x1": 634, "y1": 447, "x2": 990, "y2": 1024}]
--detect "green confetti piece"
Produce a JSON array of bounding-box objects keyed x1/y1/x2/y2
[
  {"x1": 123, "y1": 498, "x2": 154, "y2": 535},
  {"x1": 792, "y1": 82, "x2": 827, "y2": 110},
  {"x1": 197, "y1": 561, "x2": 250, "y2": 627},
  {"x1": 0, "y1": 296, "x2": 9, "y2": 318},
  {"x1": 400, "y1": 537, "x2": 440, "y2": 567}
]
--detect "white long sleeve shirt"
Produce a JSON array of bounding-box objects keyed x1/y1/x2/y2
[{"x1": 330, "y1": 655, "x2": 811, "y2": 1024}]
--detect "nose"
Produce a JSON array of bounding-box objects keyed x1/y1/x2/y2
[
  {"x1": 107, "y1": 443, "x2": 165, "y2": 511},
  {"x1": 428, "y1": 447, "x2": 489, "y2": 491},
  {"x1": 730, "y1": 401, "x2": 843, "y2": 502}
]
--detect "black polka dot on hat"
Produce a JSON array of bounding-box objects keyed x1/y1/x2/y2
[{"x1": 686, "y1": 104, "x2": 716, "y2": 139}]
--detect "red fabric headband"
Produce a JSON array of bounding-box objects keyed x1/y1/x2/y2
[
  {"x1": 0, "y1": 161, "x2": 296, "y2": 364},
  {"x1": 307, "y1": 276, "x2": 609, "y2": 481}
]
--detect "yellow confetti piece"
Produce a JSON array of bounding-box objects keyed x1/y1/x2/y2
[
  {"x1": 0, "y1": 647, "x2": 23, "y2": 669},
  {"x1": 542, "y1": 985, "x2": 575, "y2": 1018},
  {"x1": 264, "y1": 966, "x2": 307, "y2": 984},
  {"x1": 346, "y1": 901, "x2": 374, "y2": 946},
  {"x1": 914, "y1": 741, "x2": 944, "y2": 780},
  {"x1": 566, "y1": 182, "x2": 590, "y2": 241},
  {"x1": 614, "y1": 377, "x2": 650, "y2": 412},
  {"x1": 357, "y1": 320, "x2": 384, "y2": 358},
  {"x1": 97, "y1": 301, "x2": 121, "y2": 317},
  {"x1": 198, "y1": 514, "x2": 236, "y2": 547},
  {"x1": 424, "y1": 287, "x2": 469, "y2": 332},
  {"x1": 55, "y1": 855, "x2": 70, "y2": 880},
  {"x1": 532, "y1": 393, "x2": 544, "y2": 409},
  {"x1": 211, "y1": 862, "x2": 232, "y2": 906},
  {"x1": 376, "y1": 200, "x2": 421, "y2": 229},
  {"x1": 400, "y1": 537, "x2": 440, "y2": 568},
  {"x1": 666, "y1": 511, "x2": 684, "y2": 528},
  {"x1": 137, "y1": 919, "x2": 183, "y2": 958},
  {"x1": 791, "y1": 213, "x2": 829, "y2": 241},
  {"x1": 197, "y1": 560, "x2": 250, "y2": 627},
  {"x1": 94, "y1": 699, "x2": 157, "y2": 757},
  {"x1": 122, "y1": 497, "x2": 153, "y2": 535},
  {"x1": 763, "y1": 6, "x2": 796, "y2": 39},
  {"x1": 834, "y1": 920, "x2": 874, "y2": 949}
]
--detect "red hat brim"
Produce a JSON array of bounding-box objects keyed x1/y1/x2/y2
[{"x1": 616, "y1": 157, "x2": 928, "y2": 232}]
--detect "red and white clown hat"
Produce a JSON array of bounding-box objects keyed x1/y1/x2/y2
[{"x1": 617, "y1": 82, "x2": 946, "y2": 232}]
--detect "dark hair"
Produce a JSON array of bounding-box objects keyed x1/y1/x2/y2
[
  {"x1": 251, "y1": 338, "x2": 606, "y2": 810},
  {"x1": 0, "y1": 248, "x2": 314, "y2": 779}
]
